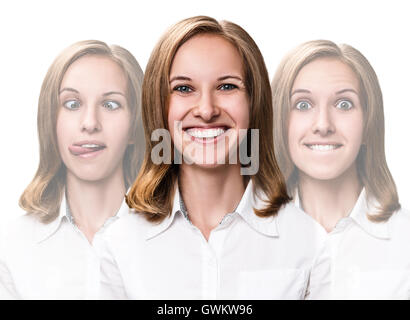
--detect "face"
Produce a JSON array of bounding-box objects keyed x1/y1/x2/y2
[
  {"x1": 167, "y1": 34, "x2": 250, "y2": 167},
  {"x1": 288, "y1": 57, "x2": 364, "y2": 181},
  {"x1": 56, "y1": 55, "x2": 131, "y2": 183}
]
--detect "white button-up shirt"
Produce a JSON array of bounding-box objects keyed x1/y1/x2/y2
[
  {"x1": 0, "y1": 195, "x2": 128, "y2": 299},
  {"x1": 100, "y1": 181, "x2": 329, "y2": 299},
  {"x1": 294, "y1": 189, "x2": 410, "y2": 299}
]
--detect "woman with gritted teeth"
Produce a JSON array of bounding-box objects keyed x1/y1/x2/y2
[
  {"x1": 272, "y1": 40, "x2": 410, "y2": 299},
  {"x1": 100, "y1": 16, "x2": 329, "y2": 300},
  {"x1": 0, "y1": 40, "x2": 144, "y2": 299}
]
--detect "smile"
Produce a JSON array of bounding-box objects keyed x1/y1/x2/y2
[
  {"x1": 185, "y1": 127, "x2": 226, "y2": 139},
  {"x1": 304, "y1": 144, "x2": 342, "y2": 151}
]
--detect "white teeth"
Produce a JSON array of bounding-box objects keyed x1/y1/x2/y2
[
  {"x1": 307, "y1": 144, "x2": 340, "y2": 151},
  {"x1": 186, "y1": 128, "x2": 226, "y2": 139},
  {"x1": 81, "y1": 144, "x2": 101, "y2": 148}
]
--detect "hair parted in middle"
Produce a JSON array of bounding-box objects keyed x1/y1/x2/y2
[
  {"x1": 19, "y1": 40, "x2": 145, "y2": 223},
  {"x1": 126, "y1": 15, "x2": 290, "y2": 223},
  {"x1": 271, "y1": 39, "x2": 400, "y2": 222}
]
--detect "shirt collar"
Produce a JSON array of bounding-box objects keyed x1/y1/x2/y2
[
  {"x1": 293, "y1": 188, "x2": 390, "y2": 239},
  {"x1": 234, "y1": 180, "x2": 279, "y2": 237},
  {"x1": 35, "y1": 194, "x2": 68, "y2": 243},
  {"x1": 145, "y1": 179, "x2": 279, "y2": 240},
  {"x1": 36, "y1": 192, "x2": 130, "y2": 243},
  {"x1": 145, "y1": 183, "x2": 180, "y2": 240},
  {"x1": 349, "y1": 188, "x2": 391, "y2": 240}
]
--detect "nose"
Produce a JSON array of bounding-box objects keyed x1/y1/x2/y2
[
  {"x1": 192, "y1": 90, "x2": 220, "y2": 121},
  {"x1": 312, "y1": 106, "x2": 335, "y2": 136},
  {"x1": 81, "y1": 104, "x2": 101, "y2": 133}
]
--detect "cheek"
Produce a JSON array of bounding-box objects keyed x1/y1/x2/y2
[
  {"x1": 340, "y1": 112, "x2": 364, "y2": 147},
  {"x1": 222, "y1": 95, "x2": 250, "y2": 128},
  {"x1": 55, "y1": 113, "x2": 72, "y2": 149},
  {"x1": 167, "y1": 98, "x2": 188, "y2": 138},
  {"x1": 104, "y1": 114, "x2": 132, "y2": 147},
  {"x1": 287, "y1": 112, "x2": 310, "y2": 151}
]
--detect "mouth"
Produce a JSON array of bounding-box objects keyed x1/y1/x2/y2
[
  {"x1": 184, "y1": 126, "x2": 229, "y2": 142},
  {"x1": 304, "y1": 143, "x2": 343, "y2": 151},
  {"x1": 69, "y1": 142, "x2": 107, "y2": 157}
]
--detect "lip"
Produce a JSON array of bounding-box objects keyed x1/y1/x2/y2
[
  {"x1": 69, "y1": 140, "x2": 107, "y2": 158},
  {"x1": 303, "y1": 142, "x2": 343, "y2": 151},
  {"x1": 182, "y1": 124, "x2": 230, "y2": 130},
  {"x1": 72, "y1": 140, "x2": 107, "y2": 147},
  {"x1": 183, "y1": 126, "x2": 232, "y2": 144}
]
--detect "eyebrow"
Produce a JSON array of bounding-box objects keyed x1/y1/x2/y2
[
  {"x1": 217, "y1": 75, "x2": 243, "y2": 82},
  {"x1": 102, "y1": 91, "x2": 126, "y2": 97},
  {"x1": 290, "y1": 89, "x2": 311, "y2": 97},
  {"x1": 59, "y1": 87, "x2": 79, "y2": 95},
  {"x1": 169, "y1": 76, "x2": 192, "y2": 83},
  {"x1": 59, "y1": 88, "x2": 125, "y2": 97},
  {"x1": 290, "y1": 88, "x2": 359, "y2": 97},
  {"x1": 169, "y1": 75, "x2": 243, "y2": 84},
  {"x1": 335, "y1": 88, "x2": 358, "y2": 95}
]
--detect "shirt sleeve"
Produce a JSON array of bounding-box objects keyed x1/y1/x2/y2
[{"x1": 0, "y1": 228, "x2": 19, "y2": 300}]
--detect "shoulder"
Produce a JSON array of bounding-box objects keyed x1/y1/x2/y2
[
  {"x1": 275, "y1": 202, "x2": 327, "y2": 242},
  {"x1": 389, "y1": 206, "x2": 410, "y2": 238},
  {"x1": 1, "y1": 214, "x2": 41, "y2": 243},
  {"x1": 105, "y1": 209, "x2": 157, "y2": 241},
  {"x1": 0, "y1": 214, "x2": 46, "y2": 261},
  {"x1": 276, "y1": 201, "x2": 319, "y2": 228}
]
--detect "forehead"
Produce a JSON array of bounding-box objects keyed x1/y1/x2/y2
[
  {"x1": 60, "y1": 55, "x2": 127, "y2": 92},
  {"x1": 170, "y1": 33, "x2": 244, "y2": 77},
  {"x1": 292, "y1": 57, "x2": 359, "y2": 92}
]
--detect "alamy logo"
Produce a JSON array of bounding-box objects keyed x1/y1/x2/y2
[{"x1": 150, "y1": 121, "x2": 260, "y2": 175}]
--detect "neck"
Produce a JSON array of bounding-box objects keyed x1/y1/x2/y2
[
  {"x1": 179, "y1": 163, "x2": 246, "y2": 241},
  {"x1": 66, "y1": 166, "x2": 126, "y2": 243},
  {"x1": 298, "y1": 165, "x2": 362, "y2": 233}
]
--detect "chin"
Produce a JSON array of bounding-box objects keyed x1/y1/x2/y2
[
  {"x1": 300, "y1": 165, "x2": 353, "y2": 182},
  {"x1": 67, "y1": 168, "x2": 113, "y2": 184}
]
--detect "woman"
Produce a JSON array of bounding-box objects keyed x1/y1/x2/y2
[
  {"x1": 0, "y1": 40, "x2": 144, "y2": 299},
  {"x1": 100, "y1": 16, "x2": 328, "y2": 300},
  {"x1": 272, "y1": 40, "x2": 410, "y2": 299}
]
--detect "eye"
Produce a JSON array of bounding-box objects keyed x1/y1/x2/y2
[
  {"x1": 219, "y1": 83, "x2": 238, "y2": 91},
  {"x1": 295, "y1": 101, "x2": 312, "y2": 111},
  {"x1": 336, "y1": 100, "x2": 353, "y2": 110},
  {"x1": 173, "y1": 85, "x2": 193, "y2": 93},
  {"x1": 103, "y1": 100, "x2": 121, "y2": 110},
  {"x1": 63, "y1": 100, "x2": 80, "y2": 110}
]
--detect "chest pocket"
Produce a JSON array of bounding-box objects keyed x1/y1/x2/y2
[
  {"x1": 335, "y1": 268, "x2": 410, "y2": 299},
  {"x1": 237, "y1": 268, "x2": 309, "y2": 299}
]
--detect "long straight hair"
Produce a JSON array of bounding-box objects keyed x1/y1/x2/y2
[
  {"x1": 126, "y1": 16, "x2": 290, "y2": 223},
  {"x1": 19, "y1": 40, "x2": 144, "y2": 223},
  {"x1": 271, "y1": 40, "x2": 400, "y2": 222}
]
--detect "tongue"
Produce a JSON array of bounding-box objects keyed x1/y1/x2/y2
[{"x1": 69, "y1": 145, "x2": 104, "y2": 155}]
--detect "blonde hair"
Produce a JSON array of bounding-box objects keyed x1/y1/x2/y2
[
  {"x1": 271, "y1": 39, "x2": 400, "y2": 222},
  {"x1": 126, "y1": 15, "x2": 290, "y2": 223},
  {"x1": 19, "y1": 40, "x2": 144, "y2": 223}
]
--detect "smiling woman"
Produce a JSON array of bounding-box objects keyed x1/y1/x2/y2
[
  {"x1": 0, "y1": 40, "x2": 144, "y2": 299},
  {"x1": 272, "y1": 40, "x2": 410, "y2": 299},
  {"x1": 100, "y1": 16, "x2": 329, "y2": 300}
]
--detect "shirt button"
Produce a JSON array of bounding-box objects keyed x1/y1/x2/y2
[{"x1": 208, "y1": 259, "x2": 217, "y2": 267}]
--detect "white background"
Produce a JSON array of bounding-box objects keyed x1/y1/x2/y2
[{"x1": 0, "y1": 0, "x2": 409, "y2": 223}]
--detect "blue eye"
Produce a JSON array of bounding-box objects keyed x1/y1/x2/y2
[
  {"x1": 63, "y1": 100, "x2": 80, "y2": 110},
  {"x1": 219, "y1": 83, "x2": 238, "y2": 91},
  {"x1": 174, "y1": 85, "x2": 193, "y2": 93},
  {"x1": 295, "y1": 101, "x2": 311, "y2": 111},
  {"x1": 103, "y1": 101, "x2": 121, "y2": 110},
  {"x1": 336, "y1": 100, "x2": 353, "y2": 110}
]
